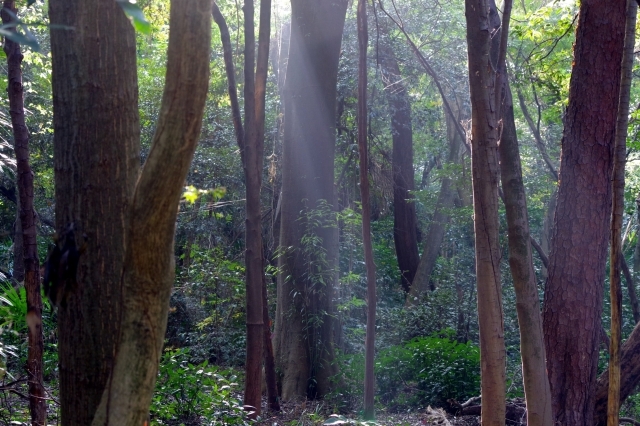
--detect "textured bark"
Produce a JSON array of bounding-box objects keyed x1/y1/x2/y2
[
  {"x1": 595, "y1": 317, "x2": 640, "y2": 425},
  {"x1": 357, "y1": 0, "x2": 375, "y2": 419},
  {"x1": 91, "y1": 1, "x2": 211, "y2": 424},
  {"x1": 465, "y1": 0, "x2": 506, "y2": 423},
  {"x1": 542, "y1": 1, "x2": 627, "y2": 424},
  {"x1": 407, "y1": 105, "x2": 463, "y2": 304},
  {"x1": 378, "y1": 40, "x2": 419, "y2": 293},
  {"x1": 2, "y1": 2, "x2": 46, "y2": 423},
  {"x1": 499, "y1": 81, "x2": 553, "y2": 426},
  {"x1": 49, "y1": 0, "x2": 140, "y2": 422},
  {"x1": 608, "y1": 1, "x2": 635, "y2": 423},
  {"x1": 274, "y1": 0, "x2": 348, "y2": 400}
]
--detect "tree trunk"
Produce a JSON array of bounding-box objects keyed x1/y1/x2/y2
[
  {"x1": 542, "y1": 1, "x2": 626, "y2": 424},
  {"x1": 12, "y1": 194, "x2": 24, "y2": 285},
  {"x1": 91, "y1": 1, "x2": 211, "y2": 423},
  {"x1": 407, "y1": 103, "x2": 463, "y2": 304},
  {"x1": 595, "y1": 315, "x2": 640, "y2": 425},
  {"x1": 464, "y1": 0, "x2": 507, "y2": 423},
  {"x1": 499, "y1": 81, "x2": 553, "y2": 426},
  {"x1": 274, "y1": 0, "x2": 348, "y2": 400},
  {"x1": 378, "y1": 37, "x2": 419, "y2": 294},
  {"x1": 2, "y1": 2, "x2": 46, "y2": 423},
  {"x1": 608, "y1": 1, "x2": 635, "y2": 423},
  {"x1": 357, "y1": 0, "x2": 376, "y2": 419},
  {"x1": 48, "y1": 0, "x2": 140, "y2": 422}
]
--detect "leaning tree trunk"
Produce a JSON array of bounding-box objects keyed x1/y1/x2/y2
[
  {"x1": 48, "y1": 0, "x2": 140, "y2": 423},
  {"x1": 2, "y1": 2, "x2": 46, "y2": 424},
  {"x1": 541, "y1": 1, "x2": 627, "y2": 425},
  {"x1": 499, "y1": 80, "x2": 553, "y2": 425},
  {"x1": 378, "y1": 38, "x2": 419, "y2": 294},
  {"x1": 274, "y1": 0, "x2": 348, "y2": 400},
  {"x1": 464, "y1": 0, "x2": 507, "y2": 423}
]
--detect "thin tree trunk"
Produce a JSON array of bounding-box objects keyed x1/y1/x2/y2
[
  {"x1": 2, "y1": 2, "x2": 45, "y2": 424},
  {"x1": 499, "y1": 80, "x2": 553, "y2": 425},
  {"x1": 357, "y1": 0, "x2": 376, "y2": 419},
  {"x1": 542, "y1": 1, "x2": 627, "y2": 424},
  {"x1": 464, "y1": 0, "x2": 507, "y2": 423},
  {"x1": 12, "y1": 194, "x2": 24, "y2": 285},
  {"x1": 608, "y1": 1, "x2": 635, "y2": 423}
]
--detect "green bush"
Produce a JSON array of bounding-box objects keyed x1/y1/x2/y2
[
  {"x1": 151, "y1": 348, "x2": 251, "y2": 425},
  {"x1": 376, "y1": 330, "x2": 480, "y2": 408}
]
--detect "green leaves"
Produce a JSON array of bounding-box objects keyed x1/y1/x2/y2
[
  {"x1": 0, "y1": 9, "x2": 40, "y2": 52},
  {"x1": 116, "y1": 0, "x2": 151, "y2": 34}
]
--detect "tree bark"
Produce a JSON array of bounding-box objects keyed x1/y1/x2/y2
[
  {"x1": 2, "y1": 2, "x2": 46, "y2": 424},
  {"x1": 499, "y1": 81, "x2": 553, "y2": 425},
  {"x1": 464, "y1": 0, "x2": 507, "y2": 423},
  {"x1": 91, "y1": 0, "x2": 211, "y2": 423},
  {"x1": 357, "y1": 0, "x2": 376, "y2": 419},
  {"x1": 48, "y1": 0, "x2": 140, "y2": 422},
  {"x1": 274, "y1": 0, "x2": 348, "y2": 400},
  {"x1": 378, "y1": 38, "x2": 419, "y2": 294},
  {"x1": 542, "y1": 1, "x2": 627, "y2": 424},
  {"x1": 608, "y1": 1, "x2": 636, "y2": 423}
]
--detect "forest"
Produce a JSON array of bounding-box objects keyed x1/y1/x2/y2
[{"x1": 0, "y1": 0, "x2": 638, "y2": 425}]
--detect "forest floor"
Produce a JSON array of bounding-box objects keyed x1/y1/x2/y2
[{"x1": 254, "y1": 399, "x2": 482, "y2": 426}]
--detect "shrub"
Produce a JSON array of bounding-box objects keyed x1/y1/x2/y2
[
  {"x1": 151, "y1": 348, "x2": 250, "y2": 425},
  {"x1": 376, "y1": 330, "x2": 480, "y2": 408}
]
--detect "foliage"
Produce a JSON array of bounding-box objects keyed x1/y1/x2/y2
[{"x1": 151, "y1": 348, "x2": 251, "y2": 425}]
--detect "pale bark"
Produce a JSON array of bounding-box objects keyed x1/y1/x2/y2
[
  {"x1": 464, "y1": 0, "x2": 506, "y2": 423},
  {"x1": 608, "y1": 1, "x2": 635, "y2": 423},
  {"x1": 499, "y1": 81, "x2": 553, "y2": 425},
  {"x1": 274, "y1": 0, "x2": 348, "y2": 400}
]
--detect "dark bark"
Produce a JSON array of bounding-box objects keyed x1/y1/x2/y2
[
  {"x1": 242, "y1": 0, "x2": 263, "y2": 415},
  {"x1": 464, "y1": 0, "x2": 507, "y2": 423},
  {"x1": 378, "y1": 39, "x2": 419, "y2": 293},
  {"x1": 357, "y1": 0, "x2": 375, "y2": 419},
  {"x1": 2, "y1": 2, "x2": 45, "y2": 423},
  {"x1": 49, "y1": 0, "x2": 140, "y2": 422},
  {"x1": 542, "y1": 1, "x2": 627, "y2": 424},
  {"x1": 274, "y1": 0, "x2": 348, "y2": 400}
]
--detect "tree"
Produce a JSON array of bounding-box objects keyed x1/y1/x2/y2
[
  {"x1": 464, "y1": 0, "x2": 508, "y2": 423},
  {"x1": 48, "y1": 0, "x2": 211, "y2": 423},
  {"x1": 541, "y1": 0, "x2": 627, "y2": 424},
  {"x1": 2, "y1": 1, "x2": 45, "y2": 424},
  {"x1": 378, "y1": 36, "x2": 419, "y2": 294},
  {"x1": 274, "y1": 0, "x2": 348, "y2": 400}
]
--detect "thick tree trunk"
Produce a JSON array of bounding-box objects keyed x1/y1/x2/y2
[
  {"x1": 608, "y1": 1, "x2": 635, "y2": 423},
  {"x1": 274, "y1": 0, "x2": 348, "y2": 400},
  {"x1": 499, "y1": 81, "x2": 553, "y2": 426},
  {"x1": 91, "y1": 1, "x2": 211, "y2": 423},
  {"x1": 2, "y1": 2, "x2": 46, "y2": 423},
  {"x1": 48, "y1": 0, "x2": 140, "y2": 422},
  {"x1": 378, "y1": 39, "x2": 419, "y2": 294},
  {"x1": 465, "y1": 0, "x2": 506, "y2": 424},
  {"x1": 542, "y1": 1, "x2": 626, "y2": 424}
]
